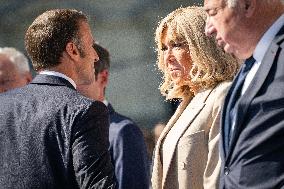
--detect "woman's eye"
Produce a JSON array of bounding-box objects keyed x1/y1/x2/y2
[
  {"x1": 161, "y1": 46, "x2": 167, "y2": 51},
  {"x1": 173, "y1": 43, "x2": 183, "y2": 48}
]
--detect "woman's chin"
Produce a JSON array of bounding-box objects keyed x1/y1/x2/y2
[{"x1": 172, "y1": 77, "x2": 185, "y2": 86}]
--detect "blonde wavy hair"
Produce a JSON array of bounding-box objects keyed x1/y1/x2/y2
[{"x1": 155, "y1": 6, "x2": 239, "y2": 100}]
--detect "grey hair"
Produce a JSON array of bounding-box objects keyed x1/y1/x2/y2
[
  {"x1": 226, "y1": 0, "x2": 238, "y2": 8},
  {"x1": 0, "y1": 47, "x2": 30, "y2": 73},
  {"x1": 226, "y1": 0, "x2": 280, "y2": 8}
]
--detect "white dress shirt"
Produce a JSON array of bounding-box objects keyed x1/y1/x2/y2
[
  {"x1": 39, "y1": 70, "x2": 77, "y2": 89},
  {"x1": 241, "y1": 14, "x2": 284, "y2": 95}
]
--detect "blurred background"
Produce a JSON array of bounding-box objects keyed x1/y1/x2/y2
[{"x1": 0, "y1": 0, "x2": 201, "y2": 130}]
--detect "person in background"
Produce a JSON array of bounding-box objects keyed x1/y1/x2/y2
[
  {"x1": 153, "y1": 122, "x2": 166, "y2": 143},
  {"x1": 151, "y1": 6, "x2": 239, "y2": 189},
  {"x1": 141, "y1": 127, "x2": 155, "y2": 165},
  {"x1": 0, "y1": 47, "x2": 32, "y2": 93},
  {"x1": 204, "y1": 0, "x2": 284, "y2": 188},
  {"x1": 78, "y1": 43, "x2": 150, "y2": 189},
  {"x1": 0, "y1": 9, "x2": 115, "y2": 188}
]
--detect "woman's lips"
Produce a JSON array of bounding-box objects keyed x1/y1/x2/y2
[
  {"x1": 169, "y1": 68, "x2": 181, "y2": 72},
  {"x1": 169, "y1": 68, "x2": 182, "y2": 78}
]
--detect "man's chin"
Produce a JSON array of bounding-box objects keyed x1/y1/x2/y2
[
  {"x1": 223, "y1": 44, "x2": 239, "y2": 57},
  {"x1": 224, "y1": 44, "x2": 233, "y2": 54}
]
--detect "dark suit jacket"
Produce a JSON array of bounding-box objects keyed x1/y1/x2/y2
[
  {"x1": 107, "y1": 103, "x2": 149, "y2": 189},
  {"x1": 220, "y1": 26, "x2": 284, "y2": 189},
  {"x1": 0, "y1": 74, "x2": 115, "y2": 189}
]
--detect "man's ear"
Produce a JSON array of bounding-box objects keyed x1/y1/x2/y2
[
  {"x1": 100, "y1": 70, "x2": 109, "y2": 86},
  {"x1": 65, "y1": 42, "x2": 80, "y2": 61},
  {"x1": 244, "y1": 0, "x2": 256, "y2": 18},
  {"x1": 25, "y1": 72, "x2": 33, "y2": 84}
]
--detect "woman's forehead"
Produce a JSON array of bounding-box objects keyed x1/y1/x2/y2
[{"x1": 162, "y1": 26, "x2": 184, "y2": 42}]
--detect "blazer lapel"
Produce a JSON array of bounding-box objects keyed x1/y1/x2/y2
[
  {"x1": 227, "y1": 32, "x2": 284, "y2": 158},
  {"x1": 30, "y1": 74, "x2": 76, "y2": 90},
  {"x1": 151, "y1": 98, "x2": 191, "y2": 189},
  {"x1": 151, "y1": 97, "x2": 190, "y2": 189},
  {"x1": 161, "y1": 89, "x2": 213, "y2": 187}
]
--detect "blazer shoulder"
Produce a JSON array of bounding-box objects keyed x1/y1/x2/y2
[
  {"x1": 208, "y1": 81, "x2": 232, "y2": 110},
  {"x1": 211, "y1": 81, "x2": 232, "y2": 100}
]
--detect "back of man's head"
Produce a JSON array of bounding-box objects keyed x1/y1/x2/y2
[
  {"x1": 25, "y1": 9, "x2": 88, "y2": 71},
  {"x1": 0, "y1": 47, "x2": 32, "y2": 93},
  {"x1": 93, "y1": 43, "x2": 110, "y2": 79}
]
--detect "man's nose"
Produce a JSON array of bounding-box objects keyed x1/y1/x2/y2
[
  {"x1": 94, "y1": 49, "x2": 99, "y2": 62},
  {"x1": 205, "y1": 17, "x2": 215, "y2": 37}
]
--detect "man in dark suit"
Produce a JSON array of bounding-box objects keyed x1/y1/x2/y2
[
  {"x1": 204, "y1": 0, "x2": 284, "y2": 188},
  {"x1": 0, "y1": 9, "x2": 115, "y2": 188},
  {"x1": 78, "y1": 43, "x2": 150, "y2": 189}
]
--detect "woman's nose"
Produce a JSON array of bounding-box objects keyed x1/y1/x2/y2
[{"x1": 165, "y1": 49, "x2": 175, "y2": 64}]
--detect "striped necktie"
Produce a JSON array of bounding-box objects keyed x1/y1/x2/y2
[{"x1": 224, "y1": 56, "x2": 256, "y2": 151}]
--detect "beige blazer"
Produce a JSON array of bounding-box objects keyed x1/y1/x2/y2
[{"x1": 151, "y1": 81, "x2": 232, "y2": 189}]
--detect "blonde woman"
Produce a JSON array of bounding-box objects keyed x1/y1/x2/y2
[{"x1": 151, "y1": 6, "x2": 239, "y2": 189}]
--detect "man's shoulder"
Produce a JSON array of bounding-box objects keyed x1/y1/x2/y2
[
  {"x1": 0, "y1": 83, "x2": 104, "y2": 116},
  {"x1": 108, "y1": 111, "x2": 145, "y2": 149},
  {"x1": 108, "y1": 107, "x2": 142, "y2": 137},
  {"x1": 110, "y1": 112, "x2": 136, "y2": 130}
]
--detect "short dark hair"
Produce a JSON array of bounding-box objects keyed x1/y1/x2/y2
[
  {"x1": 25, "y1": 9, "x2": 88, "y2": 71},
  {"x1": 93, "y1": 43, "x2": 110, "y2": 78}
]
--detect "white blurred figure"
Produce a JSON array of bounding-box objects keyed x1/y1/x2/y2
[{"x1": 0, "y1": 47, "x2": 32, "y2": 93}]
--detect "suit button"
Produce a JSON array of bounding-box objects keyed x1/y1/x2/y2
[{"x1": 224, "y1": 166, "x2": 230, "y2": 175}]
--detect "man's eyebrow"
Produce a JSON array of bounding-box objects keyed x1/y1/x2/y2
[{"x1": 203, "y1": 6, "x2": 212, "y2": 13}]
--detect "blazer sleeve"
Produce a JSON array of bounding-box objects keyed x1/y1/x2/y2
[
  {"x1": 111, "y1": 123, "x2": 150, "y2": 189},
  {"x1": 72, "y1": 101, "x2": 115, "y2": 189},
  {"x1": 203, "y1": 83, "x2": 230, "y2": 189}
]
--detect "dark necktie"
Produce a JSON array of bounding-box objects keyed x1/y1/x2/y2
[{"x1": 224, "y1": 56, "x2": 256, "y2": 152}]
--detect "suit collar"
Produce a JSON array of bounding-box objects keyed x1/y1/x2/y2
[
  {"x1": 275, "y1": 24, "x2": 284, "y2": 44},
  {"x1": 39, "y1": 71, "x2": 76, "y2": 89},
  {"x1": 30, "y1": 74, "x2": 76, "y2": 90},
  {"x1": 254, "y1": 14, "x2": 284, "y2": 63},
  {"x1": 107, "y1": 103, "x2": 115, "y2": 115}
]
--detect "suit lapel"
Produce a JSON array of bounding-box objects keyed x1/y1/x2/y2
[
  {"x1": 221, "y1": 67, "x2": 244, "y2": 158},
  {"x1": 160, "y1": 89, "x2": 213, "y2": 187},
  {"x1": 30, "y1": 74, "x2": 76, "y2": 90},
  {"x1": 227, "y1": 27, "x2": 284, "y2": 159}
]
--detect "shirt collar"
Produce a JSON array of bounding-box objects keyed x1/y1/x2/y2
[
  {"x1": 39, "y1": 70, "x2": 77, "y2": 89},
  {"x1": 103, "y1": 99, "x2": 108, "y2": 106},
  {"x1": 254, "y1": 14, "x2": 284, "y2": 62}
]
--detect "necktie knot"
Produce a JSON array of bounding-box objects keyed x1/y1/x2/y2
[{"x1": 243, "y1": 56, "x2": 256, "y2": 73}]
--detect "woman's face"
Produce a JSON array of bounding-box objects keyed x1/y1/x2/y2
[{"x1": 161, "y1": 27, "x2": 192, "y2": 86}]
